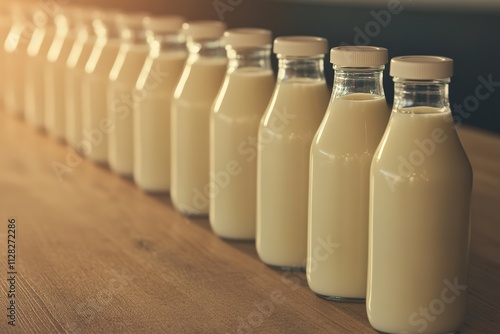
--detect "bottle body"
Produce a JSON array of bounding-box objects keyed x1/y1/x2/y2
[
  {"x1": 368, "y1": 78, "x2": 472, "y2": 332},
  {"x1": 210, "y1": 67, "x2": 275, "y2": 239},
  {"x1": 44, "y1": 18, "x2": 75, "y2": 139},
  {"x1": 308, "y1": 67, "x2": 389, "y2": 299},
  {"x1": 25, "y1": 16, "x2": 56, "y2": 127},
  {"x1": 133, "y1": 51, "x2": 187, "y2": 192},
  {"x1": 171, "y1": 53, "x2": 227, "y2": 215},
  {"x1": 257, "y1": 76, "x2": 329, "y2": 268},
  {"x1": 82, "y1": 34, "x2": 121, "y2": 163},
  {"x1": 4, "y1": 11, "x2": 29, "y2": 116},
  {"x1": 107, "y1": 41, "x2": 150, "y2": 176},
  {"x1": 66, "y1": 25, "x2": 96, "y2": 148}
]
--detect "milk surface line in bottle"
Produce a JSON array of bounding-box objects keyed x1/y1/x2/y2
[
  {"x1": 108, "y1": 12, "x2": 150, "y2": 176},
  {"x1": 82, "y1": 10, "x2": 121, "y2": 163},
  {"x1": 133, "y1": 15, "x2": 186, "y2": 193},
  {"x1": 210, "y1": 28, "x2": 274, "y2": 240},
  {"x1": 65, "y1": 8, "x2": 97, "y2": 148},
  {"x1": 45, "y1": 7, "x2": 76, "y2": 140},
  {"x1": 307, "y1": 46, "x2": 389, "y2": 301},
  {"x1": 25, "y1": 7, "x2": 56, "y2": 128},
  {"x1": 367, "y1": 56, "x2": 472, "y2": 334},
  {"x1": 171, "y1": 20, "x2": 227, "y2": 216},
  {"x1": 256, "y1": 36, "x2": 330, "y2": 269}
]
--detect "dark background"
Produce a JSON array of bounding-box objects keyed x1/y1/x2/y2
[{"x1": 29, "y1": 0, "x2": 500, "y2": 134}]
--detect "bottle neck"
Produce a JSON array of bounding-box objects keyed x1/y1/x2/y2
[
  {"x1": 121, "y1": 26, "x2": 148, "y2": 45},
  {"x1": 95, "y1": 21, "x2": 120, "y2": 40},
  {"x1": 186, "y1": 37, "x2": 225, "y2": 60},
  {"x1": 332, "y1": 66, "x2": 385, "y2": 98},
  {"x1": 393, "y1": 78, "x2": 450, "y2": 113},
  {"x1": 277, "y1": 55, "x2": 325, "y2": 82},
  {"x1": 226, "y1": 46, "x2": 271, "y2": 73},
  {"x1": 147, "y1": 30, "x2": 186, "y2": 56}
]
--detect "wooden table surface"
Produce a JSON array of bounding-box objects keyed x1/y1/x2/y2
[{"x1": 0, "y1": 111, "x2": 499, "y2": 334}]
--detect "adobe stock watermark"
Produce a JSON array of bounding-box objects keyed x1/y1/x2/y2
[
  {"x1": 51, "y1": 64, "x2": 169, "y2": 182},
  {"x1": 235, "y1": 235, "x2": 340, "y2": 334},
  {"x1": 340, "y1": 0, "x2": 406, "y2": 47},
  {"x1": 384, "y1": 126, "x2": 448, "y2": 191},
  {"x1": 175, "y1": 106, "x2": 296, "y2": 214},
  {"x1": 64, "y1": 268, "x2": 134, "y2": 333},
  {"x1": 213, "y1": 0, "x2": 244, "y2": 21},
  {"x1": 408, "y1": 277, "x2": 467, "y2": 333}
]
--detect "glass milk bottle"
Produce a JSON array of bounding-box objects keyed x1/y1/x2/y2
[
  {"x1": 307, "y1": 46, "x2": 389, "y2": 300},
  {"x1": 45, "y1": 8, "x2": 77, "y2": 139},
  {"x1": 3, "y1": 2, "x2": 32, "y2": 116},
  {"x1": 25, "y1": 9, "x2": 56, "y2": 127},
  {"x1": 0, "y1": 4, "x2": 13, "y2": 108},
  {"x1": 108, "y1": 12, "x2": 150, "y2": 176},
  {"x1": 133, "y1": 16, "x2": 186, "y2": 192},
  {"x1": 256, "y1": 36, "x2": 329, "y2": 269},
  {"x1": 367, "y1": 56, "x2": 472, "y2": 334},
  {"x1": 82, "y1": 10, "x2": 121, "y2": 163},
  {"x1": 65, "y1": 8, "x2": 96, "y2": 148},
  {"x1": 171, "y1": 21, "x2": 227, "y2": 216},
  {"x1": 210, "y1": 28, "x2": 274, "y2": 239}
]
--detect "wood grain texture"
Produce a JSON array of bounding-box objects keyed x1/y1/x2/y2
[{"x1": 0, "y1": 112, "x2": 499, "y2": 333}]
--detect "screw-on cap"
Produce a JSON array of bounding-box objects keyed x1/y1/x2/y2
[
  {"x1": 273, "y1": 36, "x2": 328, "y2": 56},
  {"x1": 182, "y1": 21, "x2": 226, "y2": 40},
  {"x1": 390, "y1": 56, "x2": 453, "y2": 79},
  {"x1": 143, "y1": 15, "x2": 184, "y2": 32},
  {"x1": 330, "y1": 46, "x2": 387, "y2": 66},
  {"x1": 223, "y1": 28, "x2": 272, "y2": 48}
]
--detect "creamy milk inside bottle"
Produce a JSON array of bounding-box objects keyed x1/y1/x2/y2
[
  {"x1": 367, "y1": 56, "x2": 472, "y2": 334},
  {"x1": 65, "y1": 9, "x2": 96, "y2": 148},
  {"x1": 133, "y1": 16, "x2": 186, "y2": 192},
  {"x1": 210, "y1": 28, "x2": 274, "y2": 240},
  {"x1": 307, "y1": 46, "x2": 389, "y2": 300},
  {"x1": 4, "y1": 3, "x2": 31, "y2": 116},
  {"x1": 25, "y1": 10, "x2": 56, "y2": 127},
  {"x1": 45, "y1": 10, "x2": 76, "y2": 139},
  {"x1": 108, "y1": 12, "x2": 150, "y2": 176},
  {"x1": 256, "y1": 36, "x2": 329, "y2": 269},
  {"x1": 171, "y1": 21, "x2": 227, "y2": 216},
  {"x1": 82, "y1": 11, "x2": 121, "y2": 163}
]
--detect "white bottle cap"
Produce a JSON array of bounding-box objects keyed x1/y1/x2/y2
[
  {"x1": 223, "y1": 28, "x2": 272, "y2": 48},
  {"x1": 182, "y1": 21, "x2": 226, "y2": 40},
  {"x1": 273, "y1": 36, "x2": 328, "y2": 56},
  {"x1": 143, "y1": 15, "x2": 184, "y2": 33},
  {"x1": 116, "y1": 12, "x2": 149, "y2": 29},
  {"x1": 390, "y1": 56, "x2": 453, "y2": 79},
  {"x1": 330, "y1": 46, "x2": 388, "y2": 66}
]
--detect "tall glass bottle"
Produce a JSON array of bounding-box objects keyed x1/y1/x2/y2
[
  {"x1": 108, "y1": 12, "x2": 150, "y2": 176},
  {"x1": 171, "y1": 21, "x2": 227, "y2": 216},
  {"x1": 4, "y1": 2, "x2": 33, "y2": 116},
  {"x1": 133, "y1": 15, "x2": 186, "y2": 192},
  {"x1": 25, "y1": 8, "x2": 56, "y2": 127},
  {"x1": 256, "y1": 36, "x2": 329, "y2": 269},
  {"x1": 367, "y1": 56, "x2": 472, "y2": 333},
  {"x1": 0, "y1": 3, "x2": 14, "y2": 108},
  {"x1": 45, "y1": 7, "x2": 77, "y2": 139},
  {"x1": 210, "y1": 28, "x2": 274, "y2": 240},
  {"x1": 307, "y1": 46, "x2": 389, "y2": 300},
  {"x1": 65, "y1": 8, "x2": 96, "y2": 148},
  {"x1": 82, "y1": 10, "x2": 121, "y2": 163}
]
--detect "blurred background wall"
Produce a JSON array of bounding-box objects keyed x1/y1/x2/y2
[{"x1": 13, "y1": 0, "x2": 500, "y2": 133}]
